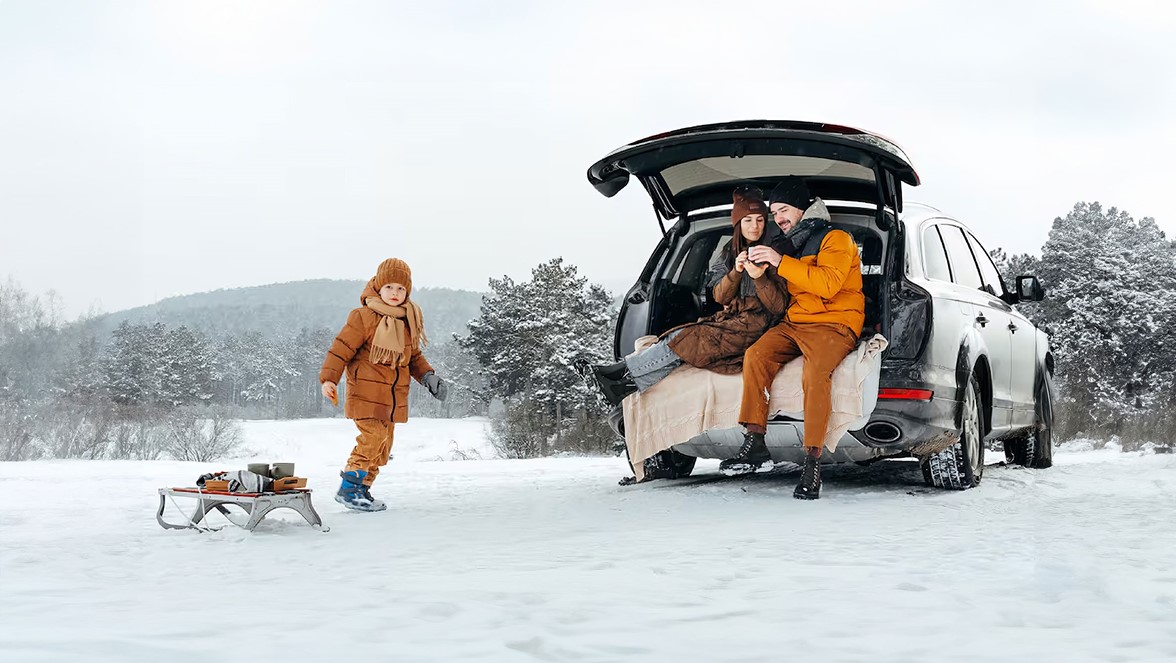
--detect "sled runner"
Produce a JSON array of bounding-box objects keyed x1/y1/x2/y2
[{"x1": 156, "y1": 485, "x2": 329, "y2": 533}]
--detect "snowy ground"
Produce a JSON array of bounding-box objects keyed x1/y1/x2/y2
[{"x1": 2, "y1": 418, "x2": 1175, "y2": 663}]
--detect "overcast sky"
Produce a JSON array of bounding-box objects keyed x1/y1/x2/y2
[{"x1": 2, "y1": 0, "x2": 1174, "y2": 318}]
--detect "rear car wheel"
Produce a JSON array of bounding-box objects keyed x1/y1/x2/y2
[
  {"x1": 644, "y1": 449, "x2": 697, "y2": 480},
  {"x1": 923, "y1": 374, "x2": 985, "y2": 490},
  {"x1": 1003, "y1": 377, "x2": 1054, "y2": 469}
]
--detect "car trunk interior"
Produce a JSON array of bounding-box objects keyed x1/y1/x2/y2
[{"x1": 646, "y1": 209, "x2": 891, "y2": 342}]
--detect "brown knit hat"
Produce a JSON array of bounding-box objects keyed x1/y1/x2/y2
[
  {"x1": 731, "y1": 185, "x2": 768, "y2": 225},
  {"x1": 373, "y1": 258, "x2": 412, "y2": 297}
]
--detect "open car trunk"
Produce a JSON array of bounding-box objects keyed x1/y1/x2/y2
[
  {"x1": 587, "y1": 120, "x2": 919, "y2": 359},
  {"x1": 587, "y1": 120, "x2": 920, "y2": 225}
]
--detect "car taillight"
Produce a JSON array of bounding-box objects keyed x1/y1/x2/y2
[
  {"x1": 886, "y1": 280, "x2": 932, "y2": 361},
  {"x1": 878, "y1": 388, "x2": 933, "y2": 401}
]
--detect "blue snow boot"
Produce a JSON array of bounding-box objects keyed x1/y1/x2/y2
[
  {"x1": 359, "y1": 483, "x2": 387, "y2": 512},
  {"x1": 335, "y1": 470, "x2": 386, "y2": 512}
]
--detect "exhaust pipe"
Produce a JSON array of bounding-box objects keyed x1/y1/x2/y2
[{"x1": 863, "y1": 421, "x2": 902, "y2": 445}]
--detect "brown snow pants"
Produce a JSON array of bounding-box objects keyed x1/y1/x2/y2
[
  {"x1": 346, "y1": 418, "x2": 396, "y2": 485},
  {"x1": 738, "y1": 320, "x2": 858, "y2": 448}
]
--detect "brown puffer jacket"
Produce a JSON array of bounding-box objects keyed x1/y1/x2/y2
[
  {"x1": 319, "y1": 282, "x2": 434, "y2": 423},
  {"x1": 665, "y1": 264, "x2": 789, "y2": 374}
]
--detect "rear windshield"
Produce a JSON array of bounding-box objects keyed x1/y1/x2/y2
[{"x1": 662, "y1": 156, "x2": 875, "y2": 197}]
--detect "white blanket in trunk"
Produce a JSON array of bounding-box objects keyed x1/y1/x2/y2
[{"x1": 622, "y1": 334, "x2": 889, "y2": 481}]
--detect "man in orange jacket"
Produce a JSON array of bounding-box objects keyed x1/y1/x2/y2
[{"x1": 724, "y1": 177, "x2": 865, "y2": 500}]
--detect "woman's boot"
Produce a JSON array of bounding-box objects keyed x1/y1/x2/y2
[{"x1": 592, "y1": 360, "x2": 637, "y2": 406}]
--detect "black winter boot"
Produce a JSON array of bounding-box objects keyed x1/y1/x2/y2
[
  {"x1": 719, "y1": 431, "x2": 771, "y2": 475},
  {"x1": 591, "y1": 360, "x2": 638, "y2": 406},
  {"x1": 793, "y1": 450, "x2": 822, "y2": 500}
]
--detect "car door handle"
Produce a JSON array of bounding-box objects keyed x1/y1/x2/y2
[
  {"x1": 1008, "y1": 322, "x2": 1018, "y2": 333},
  {"x1": 627, "y1": 291, "x2": 647, "y2": 305},
  {"x1": 975, "y1": 314, "x2": 988, "y2": 327}
]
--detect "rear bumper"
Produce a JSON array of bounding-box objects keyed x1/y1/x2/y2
[
  {"x1": 673, "y1": 424, "x2": 893, "y2": 465},
  {"x1": 612, "y1": 362, "x2": 963, "y2": 463},
  {"x1": 671, "y1": 393, "x2": 961, "y2": 464},
  {"x1": 849, "y1": 396, "x2": 960, "y2": 457},
  {"x1": 856, "y1": 395, "x2": 958, "y2": 442},
  {"x1": 852, "y1": 358, "x2": 961, "y2": 452}
]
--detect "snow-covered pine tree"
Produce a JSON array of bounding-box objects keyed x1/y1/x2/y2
[
  {"x1": 406, "y1": 339, "x2": 488, "y2": 419},
  {"x1": 158, "y1": 325, "x2": 214, "y2": 407},
  {"x1": 103, "y1": 321, "x2": 153, "y2": 405},
  {"x1": 461, "y1": 258, "x2": 615, "y2": 455},
  {"x1": 989, "y1": 247, "x2": 1041, "y2": 289},
  {"x1": 463, "y1": 273, "x2": 534, "y2": 399},
  {"x1": 53, "y1": 330, "x2": 106, "y2": 403},
  {"x1": 289, "y1": 327, "x2": 337, "y2": 416},
  {"x1": 519, "y1": 258, "x2": 614, "y2": 419},
  {"x1": 1034, "y1": 202, "x2": 1176, "y2": 439}
]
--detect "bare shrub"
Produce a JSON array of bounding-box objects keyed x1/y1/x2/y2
[
  {"x1": 107, "y1": 406, "x2": 168, "y2": 460},
  {"x1": 0, "y1": 405, "x2": 39, "y2": 461},
  {"x1": 552, "y1": 408, "x2": 617, "y2": 456},
  {"x1": 163, "y1": 406, "x2": 243, "y2": 462},
  {"x1": 41, "y1": 403, "x2": 109, "y2": 460},
  {"x1": 488, "y1": 400, "x2": 549, "y2": 459}
]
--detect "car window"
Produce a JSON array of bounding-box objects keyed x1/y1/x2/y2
[
  {"x1": 938, "y1": 225, "x2": 983, "y2": 289},
  {"x1": 922, "y1": 226, "x2": 952, "y2": 282},
  {"x1": 964, "y1": 231, "x2": 1005, "y2": 297},
  {"x1": 671, "y1": 229, "x2": 729, "y2": 290},
  {"x1": 848, "y1": 229, "x2": 884, "y2": 275}
]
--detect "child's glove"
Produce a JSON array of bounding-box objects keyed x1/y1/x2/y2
[{"x1": 422, "y1": 372, "x2": 448, "y2": 402}]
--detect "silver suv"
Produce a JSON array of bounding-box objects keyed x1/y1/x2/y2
[{"x1": 587, "y1": 121, "x2": 1053, "y2": 489}]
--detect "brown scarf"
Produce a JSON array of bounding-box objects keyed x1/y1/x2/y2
[{"x1": 363, "y1": 298, "x2": 427, "y2": 367}]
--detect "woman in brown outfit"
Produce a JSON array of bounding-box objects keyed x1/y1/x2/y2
[
  {"x1": 320, "y1": 258, "x2": 448, "y2": 512},
  {"x1": 590, "y1": 186, "x2": 789, "y2": 404}
]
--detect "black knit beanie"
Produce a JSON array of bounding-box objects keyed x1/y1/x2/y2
[{"x1": 769, "y1": 177, "x2": 813, "y2": 210}]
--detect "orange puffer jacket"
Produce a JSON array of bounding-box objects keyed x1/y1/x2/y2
[
  {"x1": 319, "y1": 282, "x2": 433, "y2": 422},
  {"x1": 774, "y1": 200, "x2": 865, "y2": 335}
]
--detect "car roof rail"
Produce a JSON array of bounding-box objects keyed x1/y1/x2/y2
[{"x1": 903, "y1": 201, "x2": 942, "y2": 213}]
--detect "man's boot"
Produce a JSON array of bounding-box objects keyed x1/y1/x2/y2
[
  {"x1": 793, "y1": 448, "x2": 822, "y2": 500},
  {"x1": 719, "y1": 430, "x2": 772, "y2": 475},
  {"x1": 591, "y1": 360, "x2": 637, "y2": 406}
]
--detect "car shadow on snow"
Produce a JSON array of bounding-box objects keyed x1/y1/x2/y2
[{"x1": 643, "y1": 458, "x2": 1017, "y2": 497}]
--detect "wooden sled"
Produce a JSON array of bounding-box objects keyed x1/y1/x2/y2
[{"x1": 157, "y1": 486, "x2": 330, "y2": 533}]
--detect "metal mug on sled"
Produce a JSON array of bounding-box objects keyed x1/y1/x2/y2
[{"x1": 157, "y1": 465, "x2": 329, "y2": 533}]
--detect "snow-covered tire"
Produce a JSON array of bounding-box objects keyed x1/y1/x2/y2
[
  {"x1": 668, "y1": 450, "x2": 697, "y2": 478},
  {"x1": 644, "y1": 449, "x2": 696, "y2": 479},
  {"x1": 1003, "y1": 377, "x2": 1054, "y2": 469},
  {"x1": 923, "y1": 374, "x2": 985, "y2": 490}
]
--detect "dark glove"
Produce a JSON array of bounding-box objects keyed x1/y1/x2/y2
[{"x1": 422, "y1": 371, "x2": 448, "y2": 401}]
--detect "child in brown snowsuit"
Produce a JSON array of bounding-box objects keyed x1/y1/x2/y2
[{"x1": 320, "y1": 258, "x2": 448, "y2": 511}]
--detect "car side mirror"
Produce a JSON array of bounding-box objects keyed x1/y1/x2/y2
[{"x1": 1016, "y1": 275, "x2": 1045, "y2": 302}]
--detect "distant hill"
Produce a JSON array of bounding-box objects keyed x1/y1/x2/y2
[{"x1": 87, "y1": 280, "x2": 486, "y2": 343}]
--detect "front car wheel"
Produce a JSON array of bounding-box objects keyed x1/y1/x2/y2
[{"x1": 1003, "y1": 375, "x2": 1054, "y2": 469}]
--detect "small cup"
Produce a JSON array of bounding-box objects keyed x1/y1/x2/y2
[
  {"x1": 247, "y1": 463, "x2": 272, "y2": 477},
  {"x1": 270, "y1": 462, "x2": 295, "y2": 480}
]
